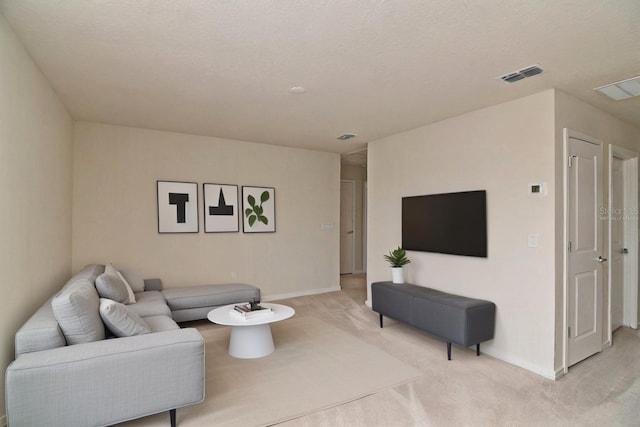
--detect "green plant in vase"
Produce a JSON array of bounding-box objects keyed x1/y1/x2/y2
[
  {"x1": 384, "y1": 247, "x2": 411, "y2": 267},
  {"x1": 384, "y1": 246, "x2": 410, "y2": 283}
]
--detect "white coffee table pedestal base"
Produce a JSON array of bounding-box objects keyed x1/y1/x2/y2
[
  {"x1": 229, "y1": 324, "x2": 274, "y2": 359},
  {"x1": 207, "y1": 303, "x2": 295, "y2": 359}
]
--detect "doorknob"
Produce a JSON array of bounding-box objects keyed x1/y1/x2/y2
[
  {"x1": 347, "y1": 230, "x2": 354, "y2": 234},
  {"x1": 620, "y1": 248, "x2": 629, "y2": 254},
  {"x1": 596, "y1": 256, "x2": 607, "y2": 263}
]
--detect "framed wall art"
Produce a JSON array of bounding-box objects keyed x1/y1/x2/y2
[
  {"x1": 157, "y1": 181, "x2": 199, "y2": 233},
  {"x1": 204, "y1": 183, "x2": 239, "y2": 233},
  {"x1": 242, "y1": 186, "x2": 276, "y2": 233}
]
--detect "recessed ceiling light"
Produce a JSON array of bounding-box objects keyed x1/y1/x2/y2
[
  {"x1": 289, "y1": 86, "x2": 306, "y2": 94},
  {"x1": 337, "y1": 133, "x2": 357, "y2": 141},
  {"x1": 594, "y1": 75, "x2": 640, "y2": 101}
]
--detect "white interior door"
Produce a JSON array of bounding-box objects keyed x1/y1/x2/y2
[
  {"x1": 566, "y1": 133, "x2": 604, "y2": 368},
  {"x1": 610, "y1": 157, "x2": 625, "y2": 331},
  {"x1": 340, "y1": 180, "x2": 355, "y2": 275},
  {"x1": 609, "y1": 145, "x2": 639, "y2": 332}
]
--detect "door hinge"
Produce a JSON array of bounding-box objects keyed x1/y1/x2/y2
[
  {"x1": 568, "y1": 241, "x2": 572, "y2": 252},
  {"x1": 568, "y1": 326, "x2": 571, "y2": 338},
  {"x1": 568, "y1": 155, "x2": 577, "y2": 168}
]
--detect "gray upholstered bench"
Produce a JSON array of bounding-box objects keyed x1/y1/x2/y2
[
  {"x1": 372, "y1": 281, "x2": 495, "y2": 360},
  {"x1": 162, "y1": 283, "x2": 260, "y2": 322}
]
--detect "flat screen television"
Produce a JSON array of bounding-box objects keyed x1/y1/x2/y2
[{"x1": 402, "y1": 190, "x2": 487, "y2": 258}]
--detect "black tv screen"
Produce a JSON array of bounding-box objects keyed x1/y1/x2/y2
[{"x1": 402, "y1": 190, "x2": 487, "y2": 258}]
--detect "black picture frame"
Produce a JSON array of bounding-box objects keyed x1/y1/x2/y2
[
  {"x1": 242, "y1": 186, "x2": 276, "y2": 233},
  {"x1": 157, "y1": 181, "x2": 199, "y2": 233},
  {"x1": 203, "y1": 183, "x2": 239, "y2": 233}
]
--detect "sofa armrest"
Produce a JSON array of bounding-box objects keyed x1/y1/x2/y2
[
  {"x1": 6, "y1": 328, "x2": 205, "y2": 427},
  {"x1": 144, "y1": 278, "x2": 163, "y2": 291}
]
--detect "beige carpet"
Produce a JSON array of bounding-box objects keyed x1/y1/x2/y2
[{"x1": 120, "y1": 316, "x2": 421, "y2": 427}]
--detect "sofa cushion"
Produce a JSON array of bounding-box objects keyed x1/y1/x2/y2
[
  {"x1": 162, "y1": 283, "x2": 260, "y2": 310},
  {"x1": 99, "y1": 299, "x2": 151, "y2": 337},
  {"x1": 119, "y1": 268, "x2": 146, "y2": 293},
  {"x1": 128, "y1": 291, "x2": 172, "y2": 318},
  {"x1": 143, "y1": 315, "x2": 180, "y2": 333},
  {"x1": 14, "y1": 296, "x2": 66, "y2": 357},
  {"x1": 96, "y1": 273, "x2": 130, "y2": 304},
  {"x1": 105, "y1": 263, "x2": 136, "y2": 303},
  {"x1": 51, "y1": 280, "x2": 105, "y2": 345}
]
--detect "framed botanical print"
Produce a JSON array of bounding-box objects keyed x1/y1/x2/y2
[{"x1": 242, "y1": 186, "x2": 276, "y2": 233}]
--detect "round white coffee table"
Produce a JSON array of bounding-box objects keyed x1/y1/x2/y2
[{"x1": 207, "y1": 302, "x2": 295, "y2": 359}]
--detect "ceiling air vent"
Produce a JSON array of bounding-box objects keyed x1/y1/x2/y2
[
  {"x1": 500, "y1": 72, "x2": 525, "y2": 83},
  {"x1": 498, "y1": 64, "x2": 544, "y2": 83},
  {"x1": 337, "y1": 133, "x2": 357, "y2": 141},
  {"x1": 520, "y1": 65, "x2": 543, "y2": 78}
]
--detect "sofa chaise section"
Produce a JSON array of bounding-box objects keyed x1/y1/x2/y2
[{"x1": 162, "y1": 283, "x2": 260, "y2": 322}]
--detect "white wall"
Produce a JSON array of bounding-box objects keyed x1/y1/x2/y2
[
  {"x1": 72, "y1": 122, "x2": 341, "y2": 299},
  {"x1": 367, "y1": 90, "x2": 557, "y2": 378},
  {"x1": 0, "y1": 15, "x2": 74, "y2": 421}
]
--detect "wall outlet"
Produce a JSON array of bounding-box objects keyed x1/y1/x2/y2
[
  {"x1": 528, "y1": 233, "x2": 539, "y2": 248},
  {"x1": 231, "y1": 272, "x2": 238, "y2": 280},
  {"x1": 321, "y1": 223, "x2": 334, "y2": 230}
]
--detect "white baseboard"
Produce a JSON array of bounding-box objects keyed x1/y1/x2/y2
[
  {"x1": 554, "y1": 367, "x2": 567, "y2": 380},
  {"x1": 481, "y1": 348, "x2": 558, "y2": 380},
  {"x1": 262, "y1": 285, "x2": 341, "y2": 302}
]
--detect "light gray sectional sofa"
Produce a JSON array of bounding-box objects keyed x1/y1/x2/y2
[{"x1": 6, "y1": 264, "x2": 259, "y2": 427}]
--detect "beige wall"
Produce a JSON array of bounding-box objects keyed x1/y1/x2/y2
[
  {"x1": 367, "y1": 90, "x2": 558, "y2": 377},
  {"x1": 72, "y1": 122, "x2": 341, "y2": 298},
  {"x1": 341, "y1": 164, "x2": 367, "y2": 273},
  {"x1": 553, "y1": 90, "x2": 640, "y2": 372},
  {"x1": 0, "y1": 15, "x2": 74, "y2": 420},
  {"x1": 368, "y1": 88, "x2": 640, "y2": 378}
]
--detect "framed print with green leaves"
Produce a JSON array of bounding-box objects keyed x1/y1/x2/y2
[{"x1": 242, "y1": 186, "x2": 275, "y2": 233}]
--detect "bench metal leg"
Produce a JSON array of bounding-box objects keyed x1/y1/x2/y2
[
  {"x1": 379, "y1": 313, "x2": 383, "y2": 328},
  {"x1": 447, "y1": 342, "x2": 452, "y2": 360},
  {"x1": 476, "y1": 344, "x2": 480, "y2": 356},
  {"x1": 170, "y1": 409, "x2": 176, "y2": 427}
]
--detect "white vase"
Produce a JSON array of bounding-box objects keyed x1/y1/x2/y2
[{"x1": 391, "y1": 267, "x2": 404, "y2": 284}]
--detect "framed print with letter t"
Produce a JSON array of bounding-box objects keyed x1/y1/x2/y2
[
  {"x1": 157, "y1": 181, "x2": 199, "y2": 233},
  {"x1": 242, "y1": 186, "x2": 276, "y2": 233}
]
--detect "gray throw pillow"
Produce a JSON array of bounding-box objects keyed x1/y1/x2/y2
[
  {"x1": 119, "y1": 268, "x2": 146, "y2": 293},
  {"x1": 52, "y1": 281, "x2": 105, "y2": 345},
  {"x1": 99, "y1": 298, "x2": 151, "y2": 337},
  {"x1": 95, "y1": 273, "x2": 129, "y2": 304},
  {"x1": 105, "y1": 263, "x2": 136, "y2": 303}
]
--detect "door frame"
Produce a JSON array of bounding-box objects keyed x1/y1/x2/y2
[
  {"x1": 362, "y1": 181, "x2": 368, "y2": 273},
  {"x1": 562, "y1": 128, "x2": 604, "y2": 374},
  {"x1": 607, "y1": 144, "x2": 639, "y2": 338},
  {"x1": 340, "y1": 179, "x2": 356, "y2": 275}
]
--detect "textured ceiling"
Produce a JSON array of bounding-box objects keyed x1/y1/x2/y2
[{"x1": 1, "y1": 1, "x2": 639, "y2": 156}]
